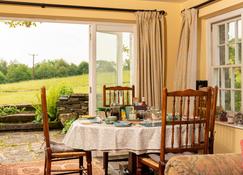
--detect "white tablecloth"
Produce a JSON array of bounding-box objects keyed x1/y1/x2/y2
[{"x1": 63, "y1": 120, "x2": 202, "y2": 155}]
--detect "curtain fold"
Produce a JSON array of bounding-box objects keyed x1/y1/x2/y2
[
  {"x1": 174, "y1": 9, "x2": 198, "y2": 90},
  {"x1": 136, "y1": 11, "x2": 165, "y2": 109}
]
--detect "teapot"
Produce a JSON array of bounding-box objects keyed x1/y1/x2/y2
[{"x1": 110, "y1": 103, "x2": 121, "y2": 120}]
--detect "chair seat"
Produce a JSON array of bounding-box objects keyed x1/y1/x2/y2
[{"x1": 50, "y1": 140, "x2": 81, "y2": 153}]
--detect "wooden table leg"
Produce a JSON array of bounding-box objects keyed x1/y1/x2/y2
[
  {"x1": 86, "y1": 151, "x2": 92, "y2": 175},
  {"x1": 128, "y1": 152, "x2": 137, "y2": 175},
  {"x1": 103, "y1": 152, "x2": 109, "y2": 175}
]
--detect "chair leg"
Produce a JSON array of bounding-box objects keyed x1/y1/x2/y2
[
  {"x1": 136, "y1": 157, "x2": 142, "y2": 175},
  {"x1": 103, "y1": 152, "x2": 109, "y2": 175},
  {"x1": 79, "y1": 156, "x2": 83, "y2": 175},
  {"x1": 159, "y1": 161, "x2": 165, "y2": 175},
  {"x1": 44, "y1": 155, "x2": 47, "y2": 175},
  {"x1": 209, "y1": 137, "x2": 214, "y2": 154},
  {"x1": 86, "y1": 151, "x2": 92, "y2": 175},
  {"x1": 46, "y1": 159, "x2": 51, "y2": 175}
]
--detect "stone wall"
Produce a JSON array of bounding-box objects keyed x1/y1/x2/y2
[{"x1": 57, "y1": 93, "x2": 89, "y2": 116}]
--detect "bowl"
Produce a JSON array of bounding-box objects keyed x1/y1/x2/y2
[{"x1": 107, "y1": 116, "x2": 118, "y2": 122}]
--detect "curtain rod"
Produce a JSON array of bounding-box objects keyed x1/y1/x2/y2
[
  {"x1": 0, "y1": 0, "x2": 165, "y2": 14},
  {"x1": 181, "y1": 0, "x2": 216, "y2": 12}
]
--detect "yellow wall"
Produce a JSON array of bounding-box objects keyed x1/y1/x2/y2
[
  {"x1": 0, "y1": 0, "x2": 182, "y2": 91},
  {"x1": 215, "y1": 123, "x2": 243, "y2": 153}
]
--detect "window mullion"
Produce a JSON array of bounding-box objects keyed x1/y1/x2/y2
[{"x1": 231, "y1": 67, "x2": 235, "y2": 112}]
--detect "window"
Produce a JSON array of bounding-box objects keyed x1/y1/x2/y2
[
  {"x1": 89, "y1": 24, "x2": 135, "y2": 115},
  {"x1": 209, "y1": 10, "x2": 243, "y2": 112}
]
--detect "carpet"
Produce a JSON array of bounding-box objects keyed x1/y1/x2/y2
[{"x1": 0, "y1": 159, "x2": 104, "y2": 175}]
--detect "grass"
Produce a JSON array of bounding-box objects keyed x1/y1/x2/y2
[{"x1": 0, "y1": 70, "x2": 130, "y2": 105}]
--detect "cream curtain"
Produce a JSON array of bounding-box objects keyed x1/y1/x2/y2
[
  {"x1": 136, "y1": 11, "x2": 165, "y2": 109},
  {"x1": 174, "y1": 9, "x2": 198, "y2": 90}
]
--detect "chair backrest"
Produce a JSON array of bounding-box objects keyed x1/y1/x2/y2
[
  {"x1": 199, "y1": 86, "x2": 218, "y2": 134},
  {"x1": 103, "y1": 85, "x2": 135, "y2": 107},
  {"x1": 41, "y1": 86, "x2": 51, "y2": 149},
  {"x1": 160, "y1": 88, "x2": 212, "y2": 162}
]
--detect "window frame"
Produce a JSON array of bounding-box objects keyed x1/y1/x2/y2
[{"x1": 206, "y1": 8, "x2": 243, "y2": 112}]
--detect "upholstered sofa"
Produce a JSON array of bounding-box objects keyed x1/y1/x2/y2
[{"x1": 165, "y1": 153, "x2": 242, "y2": 175}]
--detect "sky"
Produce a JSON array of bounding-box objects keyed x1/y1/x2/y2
[
  {"x1": 0, "y1": 21, "x2": 89, "y2": 67},
  {"x1": 0, "y1": 20, "x2": 130, "y2": 67}
]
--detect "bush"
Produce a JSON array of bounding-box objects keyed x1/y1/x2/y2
[
  {"x1": 34, "y1": 85, "x2": 74, "y2": 122},
  {"x1": 6, "y1": 64, "x2": 31, "y2": 82},
  {"x1": 0, "y1": 106, "x2": 25, "y2": 116},
  {"x1": 61, "y1": 118, "x2": 76, "y2": 134},
  {"x1": 59, "y1": 86, "x2": 73, "y2": 96}
]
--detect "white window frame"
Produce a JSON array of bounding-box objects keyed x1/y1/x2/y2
[
  {"x1": 89, "y1": 23, "x2": 136, "y2": 115},
  {"x1": 206, "y1": 8, "x2": 243, "y2": 112}
]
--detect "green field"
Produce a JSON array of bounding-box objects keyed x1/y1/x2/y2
[{"x1": 0, "y1": 71, "x2": 130, "y2": 105}]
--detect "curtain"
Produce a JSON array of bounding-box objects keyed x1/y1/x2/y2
[
  {"x1": 174, "y1": 9, "x2": 198, "y2": 90},
  {"x1": 136, "y1": 11, "x2": 165, "y2": 109}
]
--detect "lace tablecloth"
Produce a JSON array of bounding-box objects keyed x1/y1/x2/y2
[{"x1": 63, "y1": 120, "x2": 201, "y2": 155}]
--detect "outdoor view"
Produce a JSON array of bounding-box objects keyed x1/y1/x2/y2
[
  {"x1": 0, "y1": 21, "x2": 90, "y2": 105},
  {"x1": 0, "y1": 20, "x2": 131, "y2": 106}
]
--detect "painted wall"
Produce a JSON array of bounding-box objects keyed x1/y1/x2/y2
[
  {"x1": 0, "y1": 0, "x2": 182, "y2": 91},
  {"x1": 215, "y1": 123, "x2": 243, "y2": 153}
]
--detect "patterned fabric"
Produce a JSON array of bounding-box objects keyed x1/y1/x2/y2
[
  {"x1": 63, "y1": 120, "x2": 203, "y2": 155},
  {"x1": 50, "y1": 140, "x2": 79, "y2": 153},
  {"x1": 165, "y1": 154, "x2": 242, "y2": 175}
]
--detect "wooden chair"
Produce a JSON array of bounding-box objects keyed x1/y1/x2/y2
[
  {"x1": 136, "y1": 88, "x2": 212, "y2": 175},
  {"x1": 41, "y1": 87, "x2": 92, "y2": 175},
  {"x1": 102, "y1": 85, "x2": 135, "y2": 175},
  {"x1": 103, "y1": 85, "x2": 135, "y2": 107},
  {"x1": 200, "y1": 86, "x2": 218, "y2": 154}
]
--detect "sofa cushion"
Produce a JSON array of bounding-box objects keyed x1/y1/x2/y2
[
  {"x1": 165, "y1": 153, "x2": 242, "y2": 175},
  {"x1": 148, "y1": 152, "x2": 194, "y2": 163}
]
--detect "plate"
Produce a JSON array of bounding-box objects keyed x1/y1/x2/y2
[
  {"x1": 81, "y1": 115, "x2": 96, "y2": 119},
  {"x1": 113, "y1": 121, "x2": 132, "y2": 127}
]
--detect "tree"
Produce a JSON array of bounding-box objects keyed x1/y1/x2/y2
[
  {"x1": 6, "y1": 64, "x2": 32, "y2": 82},
  {"x1": 35, "y1": 60, "x2": 56, "y2": 79},
  {"x1": 78, "y1": 62, "x2": 89, "y2": 75},
  {"x1": 4, "y1": 21, "x2": 37, "y2": 28},
  {"x1": 68, "y1": 63, "x2": 79, "y2": 76},
  {"x1": 96, "y1": 60, "x2": 116, "y2": 72},
  {"x1": 123, "y1": 59, "x2": 130, "y2": 70},
  {"x1": 0, "y1": 60, "x2": 7, "y2": 75},
  {"x1": 0, "y1": 71, "x2": 6, "y2": 84}
]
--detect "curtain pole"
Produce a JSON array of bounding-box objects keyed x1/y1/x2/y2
[{"x1": 0, "y1": 0, "x2": 166, "y2": 14}]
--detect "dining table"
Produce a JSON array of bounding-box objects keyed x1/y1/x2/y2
[{"x1": 63, "y1": 118, "x2": 202, "y2": 174}]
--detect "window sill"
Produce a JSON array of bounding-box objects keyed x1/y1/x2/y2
[{"x1": 215, "y1": 121, "x2": 243, "y2": 130}]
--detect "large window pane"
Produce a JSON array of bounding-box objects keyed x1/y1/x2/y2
[
  {"x1": 219, "y1": 45, "x2": 225, "y2": 65},
  {"x1": 238, "y1": 20, "x2": 242, "y2": 40},
  {"x1": 228, "y1": 21, "x2": 236, "y2": 43},
  {"x1": 219, "y1": 24, "x2": 225, "y2": 44},
  {"x1": 235, "y1": 91, "x2": 241, "y2": 112},
  {"x1": 228, "y1": 43, "x2": 235, "y2": 64},
  {"x1": 237, "y1": 42, "x2": 241, "y2": 63},
  {"x1": 224, "y1": 68, "x2": 231, "y2": 88},
  {"x1": 234, "y1": 67, "x2": 241, "y2": 89},
  {"x1": 224, "y1": 90, "x2": 231, "y2": 111}
]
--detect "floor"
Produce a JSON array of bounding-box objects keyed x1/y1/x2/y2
[{"x1": 0, "y1": 130, "x2": 125, "y2": 175}]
